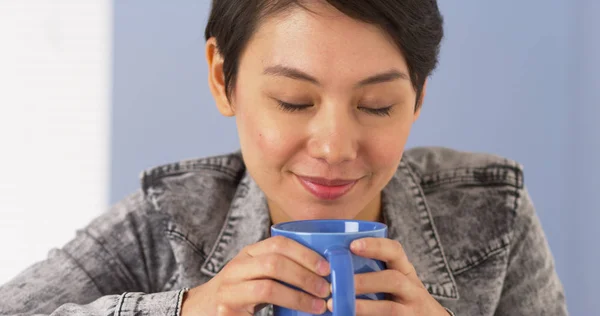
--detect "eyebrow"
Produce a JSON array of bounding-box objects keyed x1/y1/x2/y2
[{"x1": 262, "y1": 65, "x2": 409, "y2": 87}]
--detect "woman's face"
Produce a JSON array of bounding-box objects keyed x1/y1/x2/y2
[{"x1": 208, "y1": 2, "x2": 423, "y2": 223}]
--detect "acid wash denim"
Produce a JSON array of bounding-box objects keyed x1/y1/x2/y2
[{"x1": 0, "y1": 147, "x2": 567, "y2": 316}]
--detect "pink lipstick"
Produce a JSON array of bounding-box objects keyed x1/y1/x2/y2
[{"x1": 296, "y1": 175, "x2": 358, "y2": 200}]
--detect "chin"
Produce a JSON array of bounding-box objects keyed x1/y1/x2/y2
[{"x1": 285, "y1": 203, "x2": 359, "y2": 221}]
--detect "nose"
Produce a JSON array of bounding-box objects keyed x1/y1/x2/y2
[{"x1": 307, "y1": 104, "x2": 359, "y2": 165}]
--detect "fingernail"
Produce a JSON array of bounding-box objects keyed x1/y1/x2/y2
[
  {"x1": 317, "y1": 259, "x2": 330, "y2": 275},
  {"x1": 312, "y1": 299, "x2": 326, "y2": 313},
  {"x1": 351, "y1": 240, "x2": 364, "y2": 251},
  {"x1": 316, "y1": 279, "x2": 330, "y2": 297}
]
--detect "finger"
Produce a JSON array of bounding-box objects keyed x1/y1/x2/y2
[
  {"x1": 355, "y1": 299, "x2": 409, "y2": 316},
  {"x1": 354, "y1": 270, "x2": 423, "y2": 301},
  {"x1": 243, "y1": 236, "x2": 330, "y2": 276},
  {"x1": 226, "y1": 253, "x2": 330, "y2": 298},
  {"x1": 350, "y1": 238, "x2": 421, "y2": 284},
  {"x1": 327, "y1": 298, "x2": 409, "y2": 316},
  {"x1": 220, "y1": 279, "x2": 327, "y2": 315}
]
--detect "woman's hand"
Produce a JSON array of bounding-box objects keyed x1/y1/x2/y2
[
  {"x1": 181, "y1": 236, "x2": 331, "y2": 316},
  {"x1": 327, "y1": 238, "x2": 449, "y2": 316}
]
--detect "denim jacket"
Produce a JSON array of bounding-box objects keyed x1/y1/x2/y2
[{"x1": 0, "y1": 147, "x2": 567, "y2": 315}]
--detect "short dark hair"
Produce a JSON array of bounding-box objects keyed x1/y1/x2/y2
[{"x1": 205, "y1": 0, "x2": 443, "y2": 109}]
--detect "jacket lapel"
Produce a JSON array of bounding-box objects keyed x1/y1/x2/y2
[
  {"x1": 201, "y1": 172, "x2": 271, "y2": 276},
  {"x1": 382, "y1": 159, "x2": 459, "y2": 299}
]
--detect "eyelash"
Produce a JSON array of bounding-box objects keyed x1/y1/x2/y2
[
  {"x1": 277, "y1": 101, "x2": 394, "y2": 117},
  {"x1": 277, "y1": 101, "x2": 312, "y2": 112}
]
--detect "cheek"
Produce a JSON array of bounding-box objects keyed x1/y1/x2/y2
[
  {"x1": 236, "y1": 99, "x2": 301, "y2": 170},
  {"x1": 255, "y1": 126, "x2": 285, "y2": 160},
  {"x1": 366, "y1": 121, "x2": 412, "y2": 172}
]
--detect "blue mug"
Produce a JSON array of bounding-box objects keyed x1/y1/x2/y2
[{"x1": 270, "y1": 219, "x2": 388, "y2": 316}]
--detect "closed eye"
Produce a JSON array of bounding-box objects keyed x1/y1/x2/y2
[
  {"x1": 277, "y1": 100, "x2": 394, "y2": 117},
  {"x1": 359, "y1": 105, "x2": 394, "y2": 117},
  {"x1": 277, "y1": 100, "x2": 313, "y2": 112}
]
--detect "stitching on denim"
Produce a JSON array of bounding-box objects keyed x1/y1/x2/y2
[
  {"x1": 424, "y1": 281, "x2": 459, "y2": 300},
  {"x1": 79, "y1": 229, "x2": 139, "y2": 288},
  {"x1": 450, "y1": 186, "x2": 521, "y2": 276},
  {"x1": 158, "y1": 153, "x2": 242, "y2": 175},
  {"x1": 421, "y1": 169, "x2": 520, "y2": 183},
  {"x1": 452, "y1": 242, "x2": 510, "y2": 275},
  {"x1": 142, "y1": 164, "x2": 240, "y2": 194},
  {"x1": 419, "y1": 165, "x2": 523, "y2": 187},
  {"x1": 175, "y1": 288, "x2": 187, "y2": 316},
  {"x1": 417, "y1": 162, "x2": 521, "y2": 177},
  {"x1": 144, "y1": 185, "x2": 184, "y2": 294},
  {"x1": 201, "y1": 179, "x2": 250, "y2": 275},
  {"x1": 445, "y1": 307, "x2": 456, "y2": 316},
  {"x1": 512, "y1": 182, "x2": 522, "y2": 219},
  {"x1": 409, "y1": 163, "x2": 423, "y2": 178},
  {"x1": 401, "y1": 160, "x2": 459, "y2": 299},
  {"x1": 421, "y1": 177, "x2": 521, "y2": 192},
  {"x1": 58, "y1": 247, "x2": 105, "y2": 297},
  {"x1": 421, "y1": 170, "x2": 522, "y2": 190},
  {"x1": 165, "y1": 229, "x2": 207, "y2": 259},
  {"x1": 114, "y1": 292, "x2": 128, "y2": 316},
  {"x1": 143, "y1": 157, "x2": 241, "y2": 180},
  {"x1": 422, "y1": 174, "x2": 517, "y2": 186},
  {"x1": 508, "y1": 180, "x2": 522, "y2": 258},
  {"x1": 175, "y1": 164, "x2": 238, "y2": 179},
  {"x1": 126, "y1": 212, "x2": 152, "y2": 293}
]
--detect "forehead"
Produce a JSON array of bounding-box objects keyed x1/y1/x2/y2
[{"x1": 242, "y1": 2, "x2": 409, "y2": 83}]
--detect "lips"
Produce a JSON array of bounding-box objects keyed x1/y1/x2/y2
[{"x1": 295, "y1": 175, "x2": 359, "y2": 200}]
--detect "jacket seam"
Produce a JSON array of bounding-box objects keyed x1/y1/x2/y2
[
  {"x1": 419, "y1": 164, "x2": 519, "y2": 176},
  {"x1": 200, "y1": 175, "x2": 254, "y2": 276},
  {"x1": 142, "y1": 164, "x2": 240, "y2": 195},
  {"x1": 165, "y1": 229, "x2": 208, "y2": 260},
  {"x1": 59, "y1": 247, "x2": 106, "y2": 296},
  {"x1": 420, "y1": 167, "x2": 523, "y2": 190},
  {"x1": 175, "y1": 288, "x2": 187, "y2": 316},
  {"x1": 126, "y1": 212, "x2": 152, "y2": 293},
  {"x1": 140, "y1": 152, "x2": 244, "y2": 193},
  {"x1": 145, "y1": 187, "x2": 185, "y2": 295},
  {"x1": 422, "y1": 168, "x2": 522, "y2": 187},
  {"x1": 421, "y1": 177, "x2": 521, "y2": 192},
  {"x1": 158, "y1": 152, "x2": 242, "y2": 174},
  {"x1": 452, "y1": 242, "x2": 510, "y2": 275},
  {"x1": 507, "y1": 183, "x2": 522, "y2": 258},
  {"x1": 493, "y1": 182, "x2": 523, "y2": 302},
  {"x1": 114, "y1": 292, "x2": 128, "y2": 316},
  {"x1": 79, "y1": 229, "x2": 139, "y2": 289},
  {"x1": 402, "y1": 160, "x2": 459, "y2": 299}
]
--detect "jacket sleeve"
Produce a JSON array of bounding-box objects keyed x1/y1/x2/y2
[
  {"x1": 0, "y1": 191, "x2": 186, "y2": 316},
  {"x1": 494, "y1": 188, "x2": 568, "y2": 315}
]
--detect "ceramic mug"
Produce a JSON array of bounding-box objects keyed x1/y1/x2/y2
[{"x1": 270, "y1": 219, "x2": 388, "y2": 316}]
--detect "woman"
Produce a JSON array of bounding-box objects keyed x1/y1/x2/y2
[{"x1": 1, "y1": 0, "x2": 567, "y2": 315}]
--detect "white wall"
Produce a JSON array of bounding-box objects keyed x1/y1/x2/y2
[{"x1": 0, "y1": 1, "x2": 111, "y2": 284}]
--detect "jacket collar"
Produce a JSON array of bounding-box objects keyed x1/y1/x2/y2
[{"x1": 200, "y1": 157, "x2": 459, "y2": 300}]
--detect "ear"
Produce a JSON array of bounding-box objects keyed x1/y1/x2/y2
[
  {"x1": 206, "y1": 37, "x2": 235, "y2": 117},
  {"x1": 413, "y1": 78, "x2": 428, "y2": 122}
]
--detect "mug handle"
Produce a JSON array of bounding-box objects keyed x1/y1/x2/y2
[{"x1": 325, "y1": 246, "x2": 356, "y2": 316}]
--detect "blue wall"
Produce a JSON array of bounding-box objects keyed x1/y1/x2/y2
[
  {"x1": 112, "y1": 1, "x2": 598, "y2": 314},
  {"x1": 567, "y1": 0, "x2": 600, "y2": 314},
  {"x1": 111, "y1": 0, "x2": 237, "y2": 202}
]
